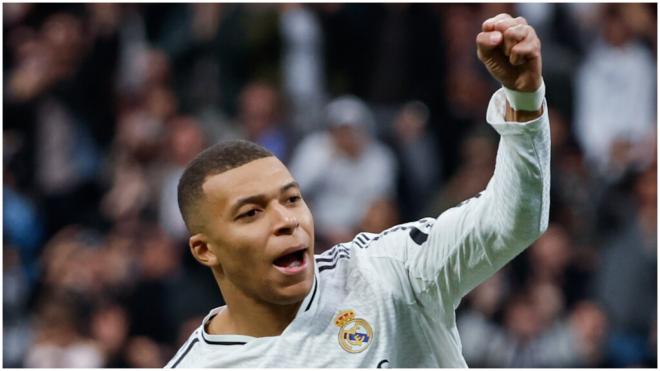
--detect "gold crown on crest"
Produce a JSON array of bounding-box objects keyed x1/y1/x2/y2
[{"x1": 335, "y1": 310, "x2": 356, "y2": 327}]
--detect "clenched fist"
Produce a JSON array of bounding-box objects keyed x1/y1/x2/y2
[{"x1": 476, "y1": 14, "x2": 542, "y2": 93}]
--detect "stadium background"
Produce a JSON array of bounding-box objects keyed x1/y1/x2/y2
[{"x1": 2, "y1": 3, "x2": 656, "y2": 367}]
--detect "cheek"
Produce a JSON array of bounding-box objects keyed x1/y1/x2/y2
[{"x1": 214, "y1": 225, "x2": 270, "y2": 270}]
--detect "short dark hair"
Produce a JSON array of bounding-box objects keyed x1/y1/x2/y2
[{"x1": 177, "y1": 140, "x2": 274, "y2": 233}]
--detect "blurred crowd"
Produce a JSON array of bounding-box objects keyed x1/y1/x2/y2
[{"x1": 3, "y1": 3, "x2": 656, "y2": 368}]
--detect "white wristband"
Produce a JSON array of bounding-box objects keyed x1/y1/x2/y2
[{"x1": 502, "y1": 81, "x2": 545, "y2": 111}]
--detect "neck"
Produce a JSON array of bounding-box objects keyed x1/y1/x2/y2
[{"x1": 208, "y1": 276, "x2": 302, "y2": 338}]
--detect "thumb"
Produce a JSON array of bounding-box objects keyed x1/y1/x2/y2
[{"x1": 476, "y1": 31, "x2": 502, "y2": 59}]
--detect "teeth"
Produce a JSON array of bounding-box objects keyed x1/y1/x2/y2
[{"x1": 289, "y1": 260, "x2": 301, "y2": 268}]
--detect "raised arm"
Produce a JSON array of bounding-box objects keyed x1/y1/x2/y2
[
  {"x1": 355, "y1": 14, "x2": 550, "y2": 313},
  {"x1": 354, "y1": 14, "x2": 550, "y2": 318},
  {"x1": 415, "y1": 14, "x2": 549, "y2": 308}
]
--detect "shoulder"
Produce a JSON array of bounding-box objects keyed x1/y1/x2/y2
[
  {"x1": 314, "y1": 217, "x2": 436, "y2": 275},
  {"x1": 315, "y1": 242, "x2": 355, "y2": 274}
]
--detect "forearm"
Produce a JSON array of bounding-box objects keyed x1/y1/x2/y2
[{"x1": 482, "y1": 88, "x2": 550, "y2": 247}]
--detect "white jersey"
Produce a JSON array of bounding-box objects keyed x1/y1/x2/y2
[{"x1": 165, "y1": 89, "x2": 551, "y2": 368}]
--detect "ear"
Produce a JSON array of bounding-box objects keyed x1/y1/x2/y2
[{"x1": 189, "y1": 233, "x2": 220, "y2": 268}]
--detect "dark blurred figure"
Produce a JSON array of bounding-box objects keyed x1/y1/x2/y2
[
  {"x1": 593, "y1": 163, "x2": 657, "y2": 367},
  {"x1": 3, "y1": 245, "x2": 32, "y2": 367},
  {"x1": 459, "y1": 285, "x2": 608, "y2": 367},
  {"x1": 157, "y1": 115, "x2": 207, "y2": 240},
  {"x1": 236, "y1": 80, "x2": 290, "y2": 161},
  {"x1": 24, "y1": 292, "x2": 104, "y2": 367},
  {"x1": 426, "y1": 130, "x2": 497, "y2": 216},
  {"x1": 126, "y1": 224, "x2": 182, "y2": 346},
  {"x1": 388, "y1": 101, "x2": 442, "y2": 221},
  {"x1": 90, "y1": 302, "x2": 130, "y2": 367},
  {"x1": 318, "y1": 4, "x2": 445, "y2": 107}
]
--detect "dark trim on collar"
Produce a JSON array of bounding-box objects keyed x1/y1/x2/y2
[
  {"x1": 304, "y1": 274, "x2": 318, "y2": 312},
  {"x1": 201, "y1": 329, "x2": 248, "y2": 346},
  {"x1": 171, "y1": 338, "x2": 199, "y2": 368}
]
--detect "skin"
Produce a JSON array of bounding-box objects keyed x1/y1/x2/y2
[
  {"x1": 187, "y1": 13, "x2": 543, "y2": 339},
  {"x1": 189, "y1": 156, "x2": 315, "y2": 337}
]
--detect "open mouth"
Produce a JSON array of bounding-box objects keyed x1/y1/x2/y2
[{"x1": 273, "y1": 247, "x2": 307, "y2": 274}]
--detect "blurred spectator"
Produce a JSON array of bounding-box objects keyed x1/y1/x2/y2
[
  {"x1": 236, "y1": 80, "x2": 290, "y2": 161},
  {"x1": 528, "y1": 224, "x2": 574, "y2": 284},
  {"x1": 157, "y1": 115, "x2": 207, "y2": 239},
  {"x1": 357, "y1": 198, "x2": 400, "y2": 235},
  {"x1": 593, "y1": 163, "x2": 657, "y2": 367},
  {"x1": 24, "y1": 292, "x2": 104, "y2": 368},
  {"x1": 289, "y1": 95, "x2": 397, "y2": 250},
  {"x1": 3, "y1": 174, "x2": 44, "y2": 285},
  {"x1": 573, "y1": 4, "x2": 656, "y2": 180},
  {"x1": 153, "y1": 4, "x2": 250, "y2": 117},
  {"x1": 124, "y1": 336, "x2": 166, "y2": 368},
  {"x1": 426, "y1": 130, "x2": 497, "y2": 215},
  {"x1": 459, "y1": 287, "x2": 608, "y2": 367},
  {"x1": 3, "y1": 246, "x2": 33, "y2": 367},
  {"x1": 279, "y1": 4, "x2": 326, "y2": 134},
  {"x1": 388, "y1": 100, "x2": 441, "y2": 221},
  {"x1": 90, "y1": 303, "x2": 130, "y2": 367}
]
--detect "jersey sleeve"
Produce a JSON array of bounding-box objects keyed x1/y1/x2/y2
[{"x1": 357, "y1": 88, "x2": 550, "y2": 312}]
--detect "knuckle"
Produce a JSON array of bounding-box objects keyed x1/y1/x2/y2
[
  {"x1": 504, "y1": 26, "x2": 524, "y2": 39},
  {"x1": 515, "y1": 16, "x2": 528, "y2": 25},
  {"x1": 526, "y1": 25, "x2": 537, "y2": 36}
]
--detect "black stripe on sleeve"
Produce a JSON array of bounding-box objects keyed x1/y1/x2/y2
[
  {"x1": 409, "y1": 227, "x2": 429, "y2": 245},
  {"x1": 315, "y1": 246, "x2": 349, "y2": 263},
  {"x1": 318, "y1": 254, "x2": 350, "y2": 273},
  {"x1": 171, "y1": 338, "x2": 199, "y2": 368}
]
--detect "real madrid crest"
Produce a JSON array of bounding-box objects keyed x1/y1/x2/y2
[{"x1": 334, "y1": 309, "x2": 373, "y2": 353}]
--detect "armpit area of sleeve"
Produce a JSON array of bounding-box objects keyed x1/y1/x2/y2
[{"x1": 486, "y1": 88, "x2": 548, "y2": 136}]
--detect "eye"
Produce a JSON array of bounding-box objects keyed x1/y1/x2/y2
[
  {"x1": 287, "y1": 195, "x2": 302, "y2": 205},
  {"x1": 237, "y1": 208, "x2": 261, "y2": 220}
]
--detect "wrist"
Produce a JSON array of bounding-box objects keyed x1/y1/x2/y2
[
  {"x1": 502, "y1": 80, "x2": 545, "y2": 112},
  {"x1": 505, "y1": 100, "x2": 543, "y2": 122}
]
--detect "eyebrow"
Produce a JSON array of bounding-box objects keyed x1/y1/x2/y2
[{"x1": 229, "y1": 181, "x2": 300, "y2": 216}]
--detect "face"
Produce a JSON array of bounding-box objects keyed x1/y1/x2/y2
[
  {"x1": 330, "y1": 125, "x2": 364, "y2": 159},
  {"x1": 192, "y1": 157, "x2": 315, "y2": 306}
]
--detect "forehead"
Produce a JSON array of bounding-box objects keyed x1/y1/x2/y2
[{"x1": 201, "y1": 156, "x2": 295, "y2": 205}]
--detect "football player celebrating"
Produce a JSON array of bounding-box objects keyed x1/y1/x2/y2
[{"x1": 166, "y1": 13, "x2": 548, "y2": 368}]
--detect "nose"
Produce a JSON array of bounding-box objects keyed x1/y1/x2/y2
[{"x1": 272, "y1": 204, "x2": 299, "y2": 236}]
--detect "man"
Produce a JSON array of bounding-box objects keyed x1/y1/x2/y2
[
  {"x1": 288, "y1": 94, "x2": 397, "y2": 249},
  {"x1": 166, "y1": 13, "x2": 549, "y2": 368}
]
